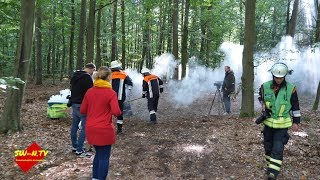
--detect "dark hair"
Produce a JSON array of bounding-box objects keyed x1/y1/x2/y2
[
  {"x1": 85, "y1": 63, "x2": 96, "y2": 69},
  {"x1": 95, "y1": 66, "x2": 111, "y2": 80}
]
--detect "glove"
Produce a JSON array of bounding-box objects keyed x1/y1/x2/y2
[
  {"x1": 142, "y1": 94, "x2": 146, "y2": 98},
  {"x1": 160, "y1": 88, "x2": 163, "y2": 93},
  {"x1": 66, "y1": 95, "x2": 72, "y2": 107},
  {"x1": 67, "y1": 99, "x2": 72, "y2": 107}
]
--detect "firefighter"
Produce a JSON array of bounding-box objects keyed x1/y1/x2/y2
[
  {"x1": 141, "y1": 68, "x2": 164, "y2": 124},
  {"x1": 110, "y1": 61, "x2": 133, "y2": 134},
  {"x1": 257, "y1": 62, "x2": 301, "y2": 180}
]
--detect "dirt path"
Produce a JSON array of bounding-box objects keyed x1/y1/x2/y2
[{"x1": 0, "y1": 82, "x2": 319, "y2": 180}]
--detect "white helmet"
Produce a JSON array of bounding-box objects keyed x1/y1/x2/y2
[
  {"x1": 271, "y1": 63, "x2": 288, "y2": 78},
  {"x1": 110, "y1": 61, "x2": 121, "y2": 69},
  {"x1": 141, "y1": 67, "x2": 150, "y2": 74}
]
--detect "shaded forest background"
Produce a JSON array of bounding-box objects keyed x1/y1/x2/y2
[{"x1": 1, "y1": 0, "x2": 319, "y2": 79}]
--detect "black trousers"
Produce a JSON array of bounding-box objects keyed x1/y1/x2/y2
[
  {"x1": 117, "y1": 100, "x2": 124, "y2": 121},
  {"x1": 263, "y1": 126, "x2": 289, "y2": 177},
  {"x1": 147, "y1": 97, "x2": 159, "y2": 122},
  {"x1": 147, "y1": 97, "x2": 159, "y2": 112}
]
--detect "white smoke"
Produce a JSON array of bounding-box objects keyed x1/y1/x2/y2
[
  {"x1": 255, "y1": 36, "x2": 320, "y2": 94},
  {"x1": 152, "y1": 53, "x2": 177, "y2": 81},
  {"x1": 125, "y1": 53, "x2": 177, "y2": 100},
  {"x1": 125, "y1": 69, "x2": 143, "y2": 100},
  {"x1": 167, "y1": 64, "x2": 221, "y2": 106},
  {"x1": 125, "y1": 36, "x2": 319, "y2": 106},
  {"x1": 152, "y1": 43, "x2": 242, "y2": 106},
  {"x1": 48, "y1": 89, "x2": 70, "y2": 104}
]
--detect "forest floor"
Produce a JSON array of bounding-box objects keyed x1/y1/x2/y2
[{"x1": 0, "y1": 81, "x2": 319, "y2": 180}]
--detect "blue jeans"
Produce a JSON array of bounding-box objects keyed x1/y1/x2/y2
[
  {"x1": 70, "y1": 103, "x2": 87, "y2": 152},
  {"x1": 93, "y1": 145, "x2": 112, "y2": 180}
]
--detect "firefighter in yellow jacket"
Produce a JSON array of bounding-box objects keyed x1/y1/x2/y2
[{"x1": 257, "y1": 62, "x2": 301, "y2": 180}]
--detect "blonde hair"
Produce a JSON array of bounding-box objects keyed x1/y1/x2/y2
[{"x1": 95, "y1": 66, "x2": 112, "y2": 80}]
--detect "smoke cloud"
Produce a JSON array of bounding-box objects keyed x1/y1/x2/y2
[
  {"x1": 125, "y1": 69, "x2": 143, "y2": 100},
  {"x1": 148, "y1": 44, "x2": 243, "y2": 106},
  {"x1": 255, "y1": 36, "x2": 320, "y2": 94},
  {"x1": 124, "y1": 36, "x2": 319, "y2": 107}
]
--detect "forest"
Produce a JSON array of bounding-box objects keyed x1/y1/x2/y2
[{"x1": 0, "y1": 0, "x2": 319, "y2": 179}]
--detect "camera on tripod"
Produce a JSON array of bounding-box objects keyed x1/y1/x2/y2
[
  {"x1": 255, "y1": 110, "x2": 271, "y2": 124},
  {"x1": 214, "y1": 81, "x2": 223, "y2": 90}
]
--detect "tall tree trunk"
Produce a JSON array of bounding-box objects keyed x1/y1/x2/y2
[
  {"x1": 121, "y1": 0, "x2": 126, "y2": 69},
  {"x1": 51, "y1": 3, "x2": 57, "y2": 82},
  {"x1": 76, "y1": 0, "x2": 87, "y2": 69},
  {"x1": 239, "y1": 0, "x2": 244, "y2": 45},
  {"x1": 86, "y1": 0, "x2": 96, "y2": 63},
  {"x1": 141, "y1": 5, "x2": 151, "y2": 69},
  {"x1": 157, "y1": 1, "x2": 164, "y2": 55},
  {"x1": 286, "y1": 0, "x2": 299, "y2": 37},
  {"x1": 315, "y1": 1, "x2": 320, "y2": 42},
  {"x1": 172, "y1": 0, "x2": 179, "y2": 79},
  {"x1": 313, "y1": 3, "x2": 320, "y2": 111},
  {"x1": 46, "y1": 44, "x2": 51, "y2": 75},
  {"x1": 36, "y1": 3, "x2": 42, "y2": 85},
  {"x1": 180, "y1": 0, "x2": 185, "y2": 31},
  {"x1": 134, "y1": 22, "x2": 138, "y2": 53},
  {"x1": 199, "y1": 6, "x2": 206, "y2": 62},
  {"x1": 60, "y1": 3, "x2": 66, "y2": 81},
  {"x1": 166, "y1": 0, "x2": 172, "y2": 53},
  {"x1": 313, "y1": 81, "x2": 320, "y2": 111},
  {"x1": 31, "y1": 40, "x2": 36, "y2": 79},
  {"x1": 111, "y1": 0, "x2": 118, "y2": 62},
  {"x1": 172, "y1": 0, "x2": 179, "y2": 59},
  {"x1": 181, "y1": 0, "x2": 190, "y2": 79},
  {"x1": 51, "y1": 24, "x2": 56, "y2": 84},
  {"x1": 240, "y1": 0, "x2": 256, "y2": 118},
  {"x1": 96, "y1": 4, "x2": 102, "y2": 68},
  {"x1": 205, "y1": 27, "x2": 212, "y2": 66},
  {"x1": 286, "y1": 0, "x2": 290, "y2": 35},
  {"x1": 189, "y1": 6, "x2": 198, "y2": 56},
  {"x1": 69, "y1": 0, "x2": 75, "y2": 75},
  {"x1": 271, "y1": 6, "x2": 278, "y2": 46},
  {"x1": 0, "y1": 0, "x2": 36, "y2": 133}
]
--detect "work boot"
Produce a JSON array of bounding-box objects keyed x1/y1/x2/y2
[
  {"x1": 117, "y1": 123, "x2": 123, "y2": 134},
  {"x1": 150, "y1": 113, "x2": 157, "y2": 124},
  {"x1": 267, "y1": 172, "x2": 276, "y2": 180}
]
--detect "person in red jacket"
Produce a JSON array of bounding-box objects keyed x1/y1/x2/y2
[{"x1": 80, "y1": 66, "x2": 121, "y2": 180}]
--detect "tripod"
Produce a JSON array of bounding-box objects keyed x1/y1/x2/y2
[{"x1": 208, "y1": 87, "x2": 225, "y2": 115}]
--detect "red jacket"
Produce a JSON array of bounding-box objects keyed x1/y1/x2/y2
[{"x1": 80, "y1": 82, "x2": 121, "y2": 146}]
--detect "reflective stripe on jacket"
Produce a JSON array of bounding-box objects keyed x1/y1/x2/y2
[
  {"x1": 263, "y1": 80, "x2": 294, "y2": 128},
  {"x1": 111, "y1": 71, "x2": 132, "y2": 101}
]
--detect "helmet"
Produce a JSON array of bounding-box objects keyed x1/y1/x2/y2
[
  {"x1": 110, "y1": 61, "x2": 121, "y2": 69},
  {"x1": 271, "y1": 63, "x2": 288, "y2": 78},
  {"x1": 141, "y1": 67, "x2": 150, "y2": 74}
]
